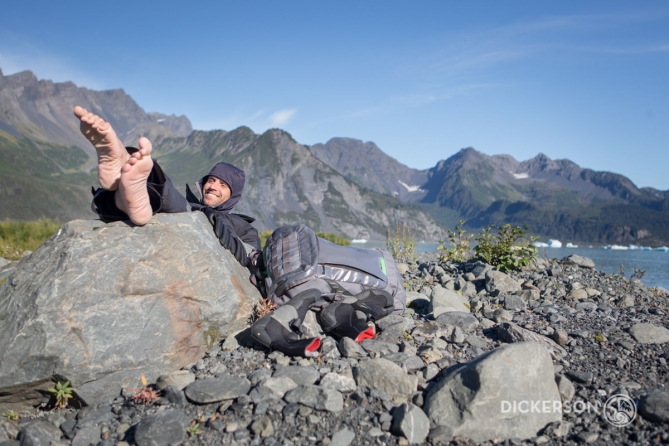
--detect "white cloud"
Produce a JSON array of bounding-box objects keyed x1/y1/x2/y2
[{"x1": 270, "y1": 108, "x2": 297, "y2": 127}]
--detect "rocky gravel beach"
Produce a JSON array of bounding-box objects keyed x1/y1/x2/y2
[{"x1": 2, "y1": 252, "x2": 669, "y2": 446}]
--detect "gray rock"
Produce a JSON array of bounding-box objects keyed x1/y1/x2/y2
[
  {"x1": 551, "y1": 328, "x2": 569, "y2": 346},
  {"x1": 0, "y1": 214, "x2": 261, "y2": 411},
  {"x1": 560, "y1": 254, "x2": 595, "y2": 269},
  {"x1": 377, "y1": 315, "x2": 415, "y2": 333},
  {"x1": 512, "y1": 289, "x2": 540, "y2": 301},
  {"x1": 575, "y1": 302, "x2": 597, "y2": 312},
  {"x1": 565, "y1": 371, "x2": 593, "y2": 384},
  {"x1": 251, "y1": 376, "x2": 298, "y2": 401},
  {"x1": 156, "y1": 370, "x2": 195, "y2": 391},
  {"x1": 352, "y1": 358, "x2": 415, "y2": 398},
  {"x1": 485, "y1": 270, "x2": 521, "y2": 296},
  {"x1": 360, "y1": 339, "x2": 399, "y2": 356},
  {"x1": 555, "y1": 374, "x2": 575, "y2": 402},
  {"x1": 273, "y1": 366, "x2": 320, "y2": 385},
  {"x1": 338, "y1": 337, "x2": 368, "y2": 359},
  {"x1": 76, "y1": 406, "x2": 114, "y2": 428},
  {"x1": 638, "y1": 391, "x2": 669, "y2": 423},
  {"x1": 17, "y1": 421, "x2": 62, "y2": 445},
  {"x1": 497, "y1": 322, "x2": 567, "y2": 360},
  {"x1": 424, "y1": 342, "x2": 561, "y2": 442},
  {"x1": 428, "y1": 425, "x2": 454, "y2": 444},
  {"x1": 71, "y1": 425, "x2": 101, "y2": 446},
  {"x1": 504, "y1": 295, "x2": 527, "y2": 311},
  {"x1": 435, "y1": 311, "x2": 479, "y2": 332},
  {"x1": 247, "y1": 368, "x2": 272, "y2": 386},
  {"x1": 0, "y1": 419, "x2": 19, "y2": 442},
  {"x1": 283, "y1": 385, "x2": 343, "y2": 412},
  {"x1": 184, "y1": 375, "x2": 251, "y2": 404},
  {"x1": 392, "y1": 402, "x2": 430, "y2": 444},
  {"x1": 431, "y1": 287, "x2": 470, "y2": 313},
  {"x1": 250, "y1": 416, "x2": 274, "y2": 438},
  {"x1": 162, "y1": 385, "x2": 188, "y2": 405},
  {"x1": 492, "y1": 308, "x2": 513, "y2": 323},
  {"x1": 569, "y1": 289, "x2": 589, "y2": 300},
  {"x1": 133, "y1": 409, "x2": 187, "y2": 446},
  {"x1": 383, "y1": 352, "x2": 425, "y2": 372},
  {"x1": 0, "y1": 258, "x2": 9, "y2": 269},
  {"x1": 330, "y1": 428, "x2": 355, "y2": 446},
  {"x1": 319, "y1": 373, "x2": 357, "y2": 393},
  {"x1": 629, "y1": 323, "x2": 669, "y2": 344}
]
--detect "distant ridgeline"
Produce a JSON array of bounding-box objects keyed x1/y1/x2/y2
[{"x1": 2, "y1": 67, "x2": 668, "y2": 245}]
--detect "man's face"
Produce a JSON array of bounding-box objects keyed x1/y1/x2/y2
[{"x1": 203, "y1": 176, "x2": 231, "y2": 207}]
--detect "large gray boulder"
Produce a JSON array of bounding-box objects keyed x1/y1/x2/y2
[
  {"x1": 424, "y1": 342, "x2": 561, "y2": 442},
  {"x1": 485, "y1": 270, "x2": 522, "y2": 296},
  {"x1": 0, "y1": 213, "x2": 261, "y2": 412}
]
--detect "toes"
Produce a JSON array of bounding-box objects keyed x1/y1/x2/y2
[{"x1": 138, "y1": 137, "x2": 153, "y2": 154}]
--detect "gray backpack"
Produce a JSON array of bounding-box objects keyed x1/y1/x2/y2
[{"x1": 261, "y1": 224, "x2": 406, "y2": 315}]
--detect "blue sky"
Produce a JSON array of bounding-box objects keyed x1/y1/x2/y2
[{"x1": 1, "y1": 1, "x2": 668, "y2": 189}]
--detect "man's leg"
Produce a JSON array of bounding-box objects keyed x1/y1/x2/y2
[
  {"x1": 74, "y1": 106, "x2": 128, "y2": 191},
  {"x1": 76, "y1": 106, "x2": 188, "y2": 225},
  {"x1": 114, "y1": 137, "x2": 154, "y2": 226}
]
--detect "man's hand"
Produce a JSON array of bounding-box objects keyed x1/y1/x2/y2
[{"x1": 203, "y1": 208, "x2": 248, "y2": 266}]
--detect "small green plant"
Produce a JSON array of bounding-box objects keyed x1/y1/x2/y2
[
  {"x1": 203, "y1": 326, "x2": 220, "y2": 349},
  {"x1": 128, "y1": 374, "x2": 160, "y2": 405},
  {"x1": 2, "y1": 410, "x2": 18, "y2": 420},
  {"x1": 631, "y1": 268, "x2": 646, "y2": 280},
  {"x1": 48, "y1": 381, "x2": 74, "y2": 409},
  {"x1": 473, "y1": 224, "x2": 537, "y2": 272},
  {"x1": 187, "y1": 421, "x2": 203, "y2": 437},
  {"x1": 438, "y1": 220, "x2": 474, "y2": 262},
  {"x1": 619, "y1": 264, "x2": 626, "y2": 278},
  {"x1": 594, "y1": 333, "x2": 606, "y2": 344},
  {"x1": 386, "y1": 221, "x2": 416, "y2": 263}
]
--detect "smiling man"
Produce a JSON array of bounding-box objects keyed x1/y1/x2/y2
[{"x1": 75, "y1": 106, "x2": 261, "y2": 265}]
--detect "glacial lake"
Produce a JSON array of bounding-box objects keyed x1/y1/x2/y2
[{"x1": 352, "y1": 242, "x2": 669, "y2": 290}]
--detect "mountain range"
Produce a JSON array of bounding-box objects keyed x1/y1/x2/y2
[{"x1": 2, "y1": 68, "x2": 668, "y2": 245}]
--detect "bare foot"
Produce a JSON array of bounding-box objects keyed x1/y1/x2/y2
[
  {"x1": 74, "y1": 106, "x2": 129, "y2": 191},
  {"x1": 115, "y1": 137, "x2": 154, "y2": 226}
]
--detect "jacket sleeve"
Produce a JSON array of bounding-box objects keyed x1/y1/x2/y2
[{"x1": 238, "y1": 224, "x2": 261, "y2": 251}]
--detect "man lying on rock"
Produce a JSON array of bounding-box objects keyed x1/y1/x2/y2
[
  {"x1": 74, "y1": 106, "x2": 260, "y2": 266},
  {"x1": 74, "y1": 106, "x2": 401, "y2": 358}
]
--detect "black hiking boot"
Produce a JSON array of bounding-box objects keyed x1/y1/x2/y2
[{"x1": 250, "y1": 289, "x2": 321, "y2": 357}]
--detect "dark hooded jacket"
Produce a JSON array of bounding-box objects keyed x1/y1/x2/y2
[{"x1": 186, "y1": 162, "x2": 261, "y2": 251}]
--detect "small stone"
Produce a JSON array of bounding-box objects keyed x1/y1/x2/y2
[
  {"x1": 392, "y1": 402, "x2": 430, "y2": 444},
  {"x1": 338, "y1": 337, "x2": 368, "y2": 358},
  {"x1": 428, "y1": 425, "x2": 454, "y2": 444},
  {"x1": 555, "y1": 374, "x2": 575, "y2": 402},
  {"x1": 638, "y1": 391, "x2": 669, "y2": 423},
  {"x1": 284, "y1": 385, "x2": 343, "y2": 412},
  {"x1": 162, "y1": 385, "x2": 188, "y2": 405},
  {"x1": 184, "y1": 375, "x2": 251, "y2": 403},
  {"x1": 551, "y1": 328, "x2": 569, "y2": 346},
  {"x1": 383, "y1": 352, "x2": 424, "y2": 372},
  {"x1": 568, "y1": 289, "x2": 589, "y2": 300},
  {"x1": 504, "y1": 295, "x2": 527, "y2": 311},
  {"x1": 485, "y1": 270, "x2": 522, "y2": 296},
  {"x1": 575, "y1": 430, "x2": 599, "y2": 443},
  {"x1": 450, "y1": 326, "x2": 465, "y2": 344},
  {"x1": 435, "y1": 311, "x2": 479, "y2": 332},
  {"x1": 424, "y1": 363, "x2": 440, "y2": 381},
  {"x1": 360, "y1": 339, "x2": 400, "y2": 356},
  {"x1": 275, "y1": 356, "x2": 290, "y2": 366},
  {"x1": 156, "y1": 370, "x2": 195, "y2": 391},
  {"x1": 319, "y1": 372, "x2": 357, "y2": 393},
  {"x1": 560, "y1": 254, "x2": 595, "y2": 269},
  {"x1": 575, "y1": 302, "x2": 597, "y2": 312},
  {"x1": 133, "y1": 409, "x2": 186, "y2": 446},
  {"x1": 330, "y1": 428, "x2": 355, "y2": 446},
  {"x1": 492, "y1": 308, "x2": 513, "y2": 323},
  {"x1": 71, "y1": 425, "x2": 101, "y2": 446},
  {"x1": 273, "y1": 366, "x2": 320, "y2": 385},
  {"x1": 247, "y1": 368, "x2": 272, "y2": 385},
  {"x1": 250, "y1": 416, "x2": 274, "y2": 438},
  {"x1": 629, "y1": 323, "x2": 669, "y2": 344},
  {"x1": 18, "y1": 422, "x2": 62, "y2": 446},
  {"x1": 353, "y1": 358, "x2": 415, "y2": 398},
  {"x1": 565, "y1": 370, "x2": 593, "y2": 384}
]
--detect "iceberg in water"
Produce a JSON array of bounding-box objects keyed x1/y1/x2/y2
[
  {"x1": 547, "y1": 239, "x2": 562, "y2": 248},
  {"x1": 566, "y1": 243, "x2": 578, "y2": 248},
  {"x1": 351, "y1": 239, "x2": 368, "y2": 243},
  {"x1": 532, "y1": 241, "x2": 549, "y2": 248}
]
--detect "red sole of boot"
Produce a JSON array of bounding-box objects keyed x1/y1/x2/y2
[{"x1": 355, "y1": 327, "x2": 375, "y2": 343}]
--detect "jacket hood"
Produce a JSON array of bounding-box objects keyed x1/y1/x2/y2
[{"x1": 194, "y1": 162, "x2": 246, "y2": 212}]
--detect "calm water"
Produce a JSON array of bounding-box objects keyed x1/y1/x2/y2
[{"x1": 352, "y1": 242, "x2": 669, "y2": 289}]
